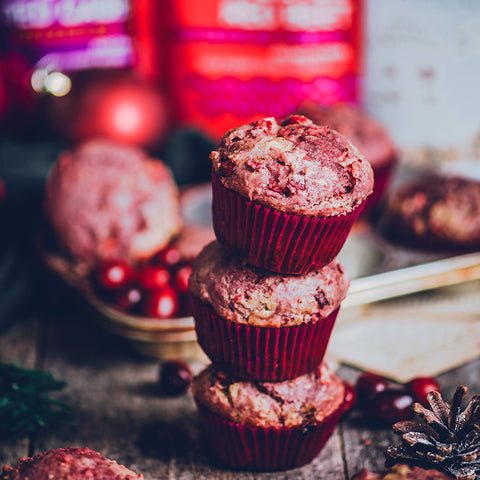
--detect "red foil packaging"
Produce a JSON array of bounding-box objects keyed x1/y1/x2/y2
[{"x1": 164, "y1": 0, "x2": 363, "y2": 141}]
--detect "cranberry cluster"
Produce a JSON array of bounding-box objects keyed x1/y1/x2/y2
[
  {"x1": 93, "y1": 245, "x2": 192, "y2": 319},
  {"x1": 355, "y1": 372, "x2": 441, "y2": 424}
]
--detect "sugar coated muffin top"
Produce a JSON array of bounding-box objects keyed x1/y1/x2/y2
[
  {"x1": 297, "y1": 102, "x2": 397, "y2": 169},
  {"x1": 44, "y1": 139, "x2": 182, "y2": 266},
  {"x1": 383, "y1": 175, "x2": 480, "y2": 250},
  {"x1": 1, "y1": 447, "x2": 143, "y2": 480},
  {"x1": 210, "y1": 115, "x2": 374, "y2": 216},
  {"x1": 193, "y1": 362, "x2": 345, "y2": 429},
  {"x1": 189, "y1": 241, "x2": 349, "y2": 328}
]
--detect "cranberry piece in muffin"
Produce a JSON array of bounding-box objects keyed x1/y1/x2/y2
[
  {"x1": 1, "y1": 447, "x2": 143, "y2": 480},
  {"x1": 210, "y1": 115, "x2": 374, "y2": 274},
  {"x1": 189, "y1": 241, "x2": 349, "y2": 380}
]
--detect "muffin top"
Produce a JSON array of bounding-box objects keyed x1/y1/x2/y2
[
  {"x1": 210, "y1": 115, "x2": 374, "y2": 216},
  {"x1": 1, "y1": 447, "x2": 143, "y2": 480},
  {"x1": 193, "y1": 362, "x2": 345, "y2": 429},
  {"x1": 44, "y1": 139, "x2": 182, "y2": 266},
  {"x1": 382, "y1": 175, "x2": 480, "y2": 250},
  {"x1": 297, "y1": 102, "x2": 397, "y2": 169},
  {"x1": 189, "y1": 241, "x2": 349, "y2": 327}
]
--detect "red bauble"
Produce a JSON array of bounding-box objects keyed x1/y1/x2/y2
[{"x1": 48, "y1": 69, "x2": 168, "y2": 147}]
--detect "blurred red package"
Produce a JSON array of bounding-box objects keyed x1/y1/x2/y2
[{"x1": 164, "y1": 0, "x2": 363, "y2": 142}]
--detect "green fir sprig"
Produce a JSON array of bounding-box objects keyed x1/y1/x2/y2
[{"x1": 0, "y1": 362, "x2": 74, "y2": 440}]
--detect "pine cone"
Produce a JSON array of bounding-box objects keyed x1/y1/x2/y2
[{"x1": 386, "y1": 386, "x2": 480, "y2": 480}]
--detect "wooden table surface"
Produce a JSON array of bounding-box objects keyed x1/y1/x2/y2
[{"x1": 1, "y1": 295, "x2": 480, "y2": 480}]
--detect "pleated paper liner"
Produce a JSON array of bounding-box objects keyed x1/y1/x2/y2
[
  {"x1": 192, "y1": 298, "x2": 339, "y2": 381},
  {"x1": 195, "y1": 382, "x2": 354, "y2": 471},
  {"x1": 211, "y1": 172, "x2": 364, "y2": 274}
]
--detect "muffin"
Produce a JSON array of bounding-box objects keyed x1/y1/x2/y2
[
  {"x1": 381, "y1": 174, "x2": 480, "y2": 252},
  {"x1": 189, "y1": 241, "x2": 349, "y2": 381},
  {"x1": 352, "y1": 464, "x2": 451, "y2": 480},
  {"x1": 297, "y1": 101, "x2": 398, "y2": 216},
  {"x1": 44, "y1": 139, "x2": 182, "y2": 267},
  {"x1": 210, "y1": 115, "x2": 374, "y2": 274},
  {"x1": 193, "y1": 362, "x2": 354, "y2": 471},
  {"x1": 1, "y1": 447, "x2": 143, "y2": 480}
]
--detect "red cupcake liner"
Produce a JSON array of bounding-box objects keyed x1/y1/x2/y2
[
  {"x1": 192, "y1": 297, "x2": 339, "y2": 382},
  {"x1": 211, "y1": 172, "x2": 364, "y2": 274},
  {"x1": 195, "y1": 382, "x2": 353, "y2": 471}
]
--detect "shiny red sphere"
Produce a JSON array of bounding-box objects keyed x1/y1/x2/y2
[
  {"x1": 137, "y1": 265, "x2": 171, "y2": 291},
  {"x1": 48, "y1": 69, "x2": 168, "y2": 147},
  {"x1": 355, "y1": 372, "x2": 390, "y2": 408},
  {"x1": 368, "y1": 389, "x2": 414, "y2": 424},
  {"x1": 96, "y1": 259, "x2": 135, "y2": 290},
  {"x1": 143, "y1": 285, "x2": 179, "y2": 318},
  {"x1": 174, "y1": 265, "x2": 192, "y2": 295},
  {"x1": 406, "y1": 377, "x2": 441, "y2": 407},
  {"x1": 114, "y1": 285, "x2": 143, "y2": 313},
  {"x1": 154, "y1": 245, "x2": 182, "y2": 267},
  {"x1": 158, "y1": 360, "x2": 193, "y2": 396}
]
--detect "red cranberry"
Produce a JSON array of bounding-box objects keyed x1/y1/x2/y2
[
  {"x1": 143, "y1": 285, "x2": 179, "y2": 318},
  {"x1": 343, "y1": 382, "x2": 357, "y2": 412},
  {"x1": 406, "y1": 376, "x2": 441, "y2": 407},
  {"x1": 137, "y1": 265, "x2": 171, "y2": 290},
  {"x1": 114, "y1": 285, "x2": 143, "y2": 313},
  {"x1": 174, "y1": 264, "x2": 191, "y2": 295},
  {"x1": 96, "y1": 259, "x2": 134, "y2": 290},
  {"x1": 158, "y1": 360, "x2": 193, "y2": 396},
  {"x1": 355, "y1": 372, "x2": 390, "y2": 408},
  {"x1": 154, "y1": 245, "x2": 182, "y2": 267},
  {"x1": 368, "y1": 389, "x2": 414, "y2": 424}
]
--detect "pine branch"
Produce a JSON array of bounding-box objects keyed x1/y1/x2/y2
[{"x1": 0, "y1": 362, "x2": 74, "y2": 440}]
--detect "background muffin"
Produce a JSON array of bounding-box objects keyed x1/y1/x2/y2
[
  {"x1": 210, "y1": 115, "x2": 374, "y2": 274},
  {"x1": 189, "y1": 241, "x2": 349, "y2": 380},
  {"x1": 44, "y1": 139, "x2": 181, "y2": 267},
  {"x1": 1, "y1": 447, "x2": 143, "y2": 480},
  {"x1": 380, "y1": 174, "x2": 480, "y2": 252},
  {"x1": 297, "y1": 101, "x2": 398, "y2": 216},
  {"x1": 192, "y1": 362, "x2": 352, "y2": 471}
]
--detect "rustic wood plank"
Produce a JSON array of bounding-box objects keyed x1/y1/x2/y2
[{"x1": 3, "y1": 300, "x2": 480, "y2": 480}]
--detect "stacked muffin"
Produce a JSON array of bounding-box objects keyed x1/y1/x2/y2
[
  {"x1": 297, "y1": 102, "x2": 398, "y2": 216},
  {"x1": 189, "y1": 115, "x2": 374, "y2": 470}
]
